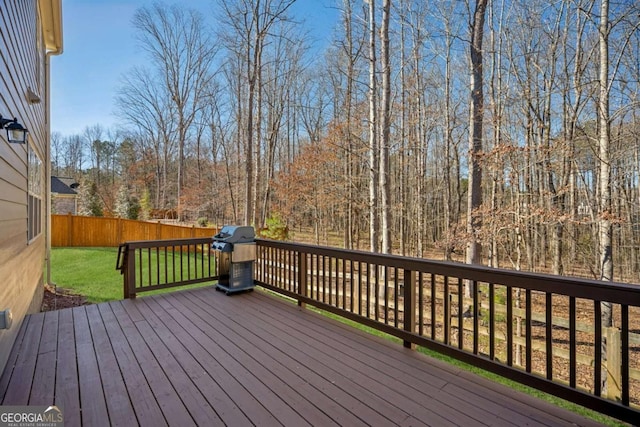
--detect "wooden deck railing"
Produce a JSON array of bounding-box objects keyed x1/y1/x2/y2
[
  {"x1": 254, "y1": 239, "x2": 640, "y2": 425},
  {"x1": 117, "y1": 237, "x2": 217, "y2": 298},
  {"x1": 116, "y1": 236, "x2": 640, "y2": 424}
]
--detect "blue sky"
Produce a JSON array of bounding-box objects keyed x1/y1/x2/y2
[{"x1": 51, "y1": 0, "x2": 339, "y2": 137}]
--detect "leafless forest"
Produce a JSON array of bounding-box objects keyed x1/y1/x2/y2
[{"x1": 51, "y1": 0, "x2": 640, "y2": 284}]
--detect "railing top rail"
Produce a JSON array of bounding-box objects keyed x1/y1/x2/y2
[
  {"x1": 123, "y1": 237, "x2": 214, "y2": 249},
  {"x1": 255, "y1": 238, "x2": 640, "y2": 305}
]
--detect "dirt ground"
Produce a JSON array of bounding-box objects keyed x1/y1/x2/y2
[{"x1": 41, "y1": 284, "x2": 90, "y2": 312}]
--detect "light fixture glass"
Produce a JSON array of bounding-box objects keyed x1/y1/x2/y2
[
  {"x1": 6, "y1": 121, "x2": 28, "y2": 144},
  {"x1": 0, "y1": 115, "x2": 28, "y2": 144}
]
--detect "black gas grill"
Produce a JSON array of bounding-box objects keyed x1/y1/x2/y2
[{"x1": 212, "y1": 225, "x2": 256, "y2": 294}]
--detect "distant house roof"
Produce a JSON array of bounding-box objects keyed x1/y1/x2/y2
[{"x1": 51, "y1": 176, "x2": 78, "y2": 195}]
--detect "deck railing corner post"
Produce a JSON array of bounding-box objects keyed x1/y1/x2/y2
[
  {"x1": 298, "y1": 251, "x2": 307, "y2": 308},
  {"x1": 403, "y1": 268, "x2": 416, "y2": 349},
  {"x1": 126, "y1": 245, "x2": 137, "y2": 299}
]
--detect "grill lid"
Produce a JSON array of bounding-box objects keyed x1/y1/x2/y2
[{"x1": 213, "y1": 225, "x2": 255, "y2": 244}]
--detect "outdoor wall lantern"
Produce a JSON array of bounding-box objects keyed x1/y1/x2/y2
[{"x1": 0, "y1": 115, "x2": 28, "y2": 144}]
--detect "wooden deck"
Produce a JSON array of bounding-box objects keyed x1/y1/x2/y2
[{"x1": 1, "y1": 287, "x2": 603, "y2": 426}]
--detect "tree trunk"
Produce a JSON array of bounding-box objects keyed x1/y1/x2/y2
[
  {"x1": 380, "y1": 0, "x2": 392, "y2": 254},
  {"x1": 465, "y1": 0, "x2": 488, "y2": 298},
  {"x1": 598, "y1": 0, "x2": 613, "y2": 322},
  {"x1": 597, "y1": 0, "x2": 614, "y2": 398},
  {"x1": 368, "y1": 0, "x2": 379, "y2": 253}
]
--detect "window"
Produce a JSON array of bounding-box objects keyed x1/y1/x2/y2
[{"x1": 28, "y1": 144, "x2": 43, "y2": 241}]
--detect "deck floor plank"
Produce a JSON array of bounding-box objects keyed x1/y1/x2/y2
[
  {"x1": 187, "y1": 289, "x2": 435, "y2": 426},
  {"x1": 97, "y1": 302, "x2": 168, "y2": 427},
  {"x1": 2, "y1": 313, "x2": 44, "y2": 405},
  {"x1": 28, "y1": 311, "x2": 58, "y2": 406},
  {"x1": 136, "y1": 296, "x2": 264, "y2": 426},
  {"x1": 110, "y1": 301, "x2": 196, "y2": 427},
  {"x1": 177, "y1": 290, "x2": 379, "y2": 427},
  {"x1": 154, "y1": 292, "x2": 310, "y2": 426},
  {"x1": 73, "y1": 306, "x2": 111, "y2": 426},
  {"x1": 121, "y1": 300, "x2": 225, "y2": 426},
  {"x1": 244, "y1": 292, "x2": 522, "y2": 426},
  {"x1": 85, "y1": 304, "x2": 138, "y2": 426},
  {"x1": 148, "y1": 294, "x2": 282, "y2": 426},
  {"x1": 54, "y1": 308, "x2": 81, "y2": 427},
  {"x1": 224, "y1": 291, "x2": 492, "y2": 427},
  {"x1": 250, "y1": 291, "x2": 593, "y2": 427},
  {"x1": 1, "y1": 286, "x2": 605, "y2": 427}
]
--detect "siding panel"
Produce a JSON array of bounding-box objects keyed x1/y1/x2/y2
[{"x1": 0, "y1": 0, "x2": 53, "y2": 376}]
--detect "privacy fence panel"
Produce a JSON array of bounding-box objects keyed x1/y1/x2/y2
[{"x1": 51, "y1": 214, "x2": 216, "y2": 247}]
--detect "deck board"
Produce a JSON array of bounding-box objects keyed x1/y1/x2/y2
[
  {"x1": 110, "y1": 301, "x2": 196, "y2": 427},
  {"x1": 242, "y1": 292, "x2": 539, "y2": 426},
  {"x1": 1, "y1": 286, "x2": 603, "y2": 427},
  {"x1": 230, "y1": 291, "x2": 491, "y2": 426},
  {"x1": 96, "y1": 302, "x2": 167, "y2": 427},
  {"x1": 54, "y1": 308, "x2": 81, "y2": 427},
  {"x1": 74, "y1": 306, "x2": 111, "y2": 426},
  {"x1": 176, "y1": 290, "x2": 385, "y2": 426},
  {"x1": 3, "y1": 313, "x2": 44, "y2": 405},
  {"x1": 29, "y1": 311, "x2": 58, "y2": 405},
  {"x1": 85, "y1": 304, "x2": 138, "y2": 426},
  {"x1": 134, "y1": 298, "x2": 251, "y2": 426},
  {"x1": 192, "y1": 290, "x2": 442, "y2": 426},
  {"x1": 161, "y1": 292, "x2": 309, "y2": 426},
  {"x1": 148, "y1": 295, "x2": 281, "y2": 426}
]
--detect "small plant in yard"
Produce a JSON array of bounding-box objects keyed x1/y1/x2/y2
[{"x1": 259, "y1": 213, "x2": 289, "y2": 240}]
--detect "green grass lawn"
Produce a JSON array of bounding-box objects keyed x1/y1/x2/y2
[
  {"x1": 51, "y1": 247, "x2": 215, "y2": 303},
  {"x1": 51, "y1": 247, "x2": 122, "y2": 303}
]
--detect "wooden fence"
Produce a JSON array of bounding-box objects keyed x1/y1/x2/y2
[{"x1": 51, "y1": 214, "x2": 217, "y2": 247}]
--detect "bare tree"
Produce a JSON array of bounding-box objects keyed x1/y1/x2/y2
[
  {"x1": 83, "y1": 123, "x2": 104, "y2": 185},
  {"x1": 379, "y1": 0, "x2": 392, "y2": 254},
  {"x1": 366, "y1": 0, "x2": 379, "y2": 253},
  {"x1": 217, "y1": 0, "x2": 296, "y2": 226},
  {"x1": 465, "y1": 0, "x2": 488, "y2": 296},
  {"x1": 133, "y1": 3, "x2": 217, "y2": 220},
  {"x1": 259, "y1": 22, "x2": 307, "y2": 226},
  {"x1": 116, "y1": 66, "x2": 177, "y2": 210},
  {"x1": 62, "y1": 134, "x2": 85, "y2": 178},
  {"x1": 50, "y1": 131, "x2": 62, "y2": 176},
  {"x1": 334, "y1": 0, "x2": 366, "y2": 249}
]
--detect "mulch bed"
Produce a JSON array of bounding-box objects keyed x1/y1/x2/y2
[{"x1": 41, "y1": 284, "x2": 90, "y2": 312}]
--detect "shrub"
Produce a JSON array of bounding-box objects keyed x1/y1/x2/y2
[{"x1": 259, "y1": 213, "x2": 289, "y2": 240}]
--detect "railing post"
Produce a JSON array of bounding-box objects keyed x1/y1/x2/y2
[
  {"x1": 298, "y1": 251, "x2": 307, "y2": 308},
  {"x1": 403, "y1": 269, "x2": 416, "y2": 349},
  {"x1": 605, "y1": 327, "x2": 621, "y2": 401},
  {"x1": 126, "y1": 246, "x2": 136, "y2": 299}
]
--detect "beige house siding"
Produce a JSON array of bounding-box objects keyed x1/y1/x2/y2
[
  {"x1": 0, "y1": 0, "x2": 62, "y2": 373},
  {"x1": 52, "y1": 194, "x2": 77, "y2": 214}
]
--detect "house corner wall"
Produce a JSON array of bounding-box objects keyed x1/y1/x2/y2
[{"x1": 0, "y1": 0, "x2": 61, "y2": 375}]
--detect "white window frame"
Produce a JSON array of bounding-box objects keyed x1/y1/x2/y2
[{"x1": 28, "y1": 142, "x2": 43, "y2": 242}]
